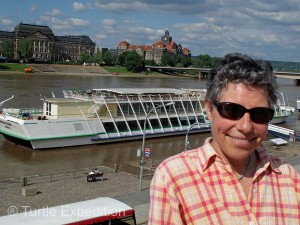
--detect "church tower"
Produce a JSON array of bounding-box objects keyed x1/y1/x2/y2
[{"x1": 161, "y1": 28, "x2": 172, "y2": 45}]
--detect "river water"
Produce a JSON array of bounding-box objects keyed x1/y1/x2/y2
[{"x1": 0, "y1": 74, "x2": 299, "y2": 179}]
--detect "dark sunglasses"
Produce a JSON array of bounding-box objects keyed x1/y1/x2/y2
[{"x1": 212, "y1": 101, "x2": 274, "y2": 124}]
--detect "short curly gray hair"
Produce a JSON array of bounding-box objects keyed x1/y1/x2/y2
[{"x1": 205, "y1": 53, "x2": 278, "y2": 105}]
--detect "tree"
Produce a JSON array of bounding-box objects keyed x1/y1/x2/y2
[
  {"x1": 102, "y1": 51, "x2": 116, "y2": 66},
  {"x1": 17, "y1": 39, "x2": 33, "y2": 61},
  {"x1": 80, "y1": 52, "x2": 91, "y2": 64},
  {"x1": 181, "y1": 56, "x2": 192, "y2": 67},
  {"x1": 192, "y1": 54, "x2": 217, "y2": 68},
  {"x1": 124, "y1": 51, "x2": 145, "y2": 73},
  {"x1": 144, "y1": 59, "x2": 156, "y2": 66},
  {"x1": 117, "y1": 51, "x2": 129, "y2": 66},
  {"x1": 0, "y1": 40, "x2": 14, "y2": 60},
  {"x1": 93, "y1": 49, "x2": 102, "y2": 65},
  {"x1": 161, "y1": 53, "x2": 175, "y2": 66}
]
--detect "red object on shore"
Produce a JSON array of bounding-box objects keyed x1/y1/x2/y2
[{"x1": 24, "y1": 68, "x2": 33, "y2": 73}]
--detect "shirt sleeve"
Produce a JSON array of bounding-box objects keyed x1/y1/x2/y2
[{"x1": 148, "y1": 166, "x2": 185, "y2": 225}]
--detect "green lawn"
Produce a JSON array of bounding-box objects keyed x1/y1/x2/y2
[{"x1": 0, "y1": 63, "x2": 29, "y2": 72}]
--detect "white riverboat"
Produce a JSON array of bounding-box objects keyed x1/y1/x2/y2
[
  {"x1": 0, "y1": 88, "x2": 211, "y2": 149},
  {"x1": 271, "y1": 92, "x2": 295, "y2": 124}
]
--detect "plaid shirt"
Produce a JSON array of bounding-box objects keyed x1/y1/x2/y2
[{"x1": 149, "y1": 138, "x2": 300, "y2": 225}]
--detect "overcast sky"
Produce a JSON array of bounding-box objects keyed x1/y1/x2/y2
[{"x1": 1, "y1": 0, "x2": 300, "y2": 62}]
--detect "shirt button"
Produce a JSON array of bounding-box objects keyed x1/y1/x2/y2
[{"x1": 249, "y1": 221, "x2": 255, "y2": 225}]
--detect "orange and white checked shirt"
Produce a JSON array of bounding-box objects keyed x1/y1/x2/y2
[{"x1": 149, "y1": 138, "x2": 300, "y2": 225}]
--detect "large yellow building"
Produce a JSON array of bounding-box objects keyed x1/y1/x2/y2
[{"x1": 0, "y1": 23, "x2": 95, "y2": 62}]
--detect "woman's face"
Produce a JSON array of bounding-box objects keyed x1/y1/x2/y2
[{"x1": 205, "y1": 83, "x2": 270, "y2": 161}]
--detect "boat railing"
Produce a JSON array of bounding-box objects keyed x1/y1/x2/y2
[
  {"x1": 65, "y1": 92, "x2": 202, "y2": 103},
  {"x1": 2, "y1": 108, "x2": 43, "y2": 119}
]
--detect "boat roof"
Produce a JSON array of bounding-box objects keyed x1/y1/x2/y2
[
  {"x1": 0, "y1": 197, "x2": 134, "y2": 224},
  {"x1": 42, "y1": 98, "x2": 88, "y2": 103},
  {"x1": 92, "y1": 88, "x2": 206, "y2": 95}
]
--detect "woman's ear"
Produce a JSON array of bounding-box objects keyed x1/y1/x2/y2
[{"x1": 205, "y1": 99, "x2": 213, "y2": 121}]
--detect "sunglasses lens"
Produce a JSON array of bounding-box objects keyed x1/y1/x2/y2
[
  {"x1": 215, "y1": 101, "x2": 274, "y2": 124},
  {"x1": 250, "y1": 108, "x2": 274, "y2": 123},
  {"x1": 218, "y1": 102, "x2": 245, "y2": 120}
]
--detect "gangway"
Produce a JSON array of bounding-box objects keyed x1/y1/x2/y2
[{"x1": 268, "y1": 124, "x2": 300, "y2": 142}]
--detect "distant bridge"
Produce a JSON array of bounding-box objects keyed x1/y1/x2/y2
[{"x1": 145, "y1": 66, "x2": 300, "y2": 85}]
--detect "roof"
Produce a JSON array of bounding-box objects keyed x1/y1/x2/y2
[
  {"x1": 152, "y1": 41, "x2": 165, "y2": 48},
  {"x1": 118, "y1": 41, "x2": 130, "y2": 46},
  {"x1": 0, "y1": 31, "x2": 15, "y2": 38},
  {"x1": 93, "y1": 88, "x2": 205, "y2": 95},
  {"x1": 13, "y1": 23, "x2": 54, "y2": 37},
  {"x1": 54, "y1": 35, "x2": 95, "y2": 45},
  {"x1": 42, "y1": 98, "x2": 88, "y2": 103},
  {"x1": 0, "y1": 197, "x2": 134, "y2": 225}
]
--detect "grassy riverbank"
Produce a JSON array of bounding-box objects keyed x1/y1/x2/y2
[
  {"x1": 0, "y1": 63, "x2": 195, "y2": 78},
  {"x1": 0, "y1": 63, "x2": 29, "y2": 72}
]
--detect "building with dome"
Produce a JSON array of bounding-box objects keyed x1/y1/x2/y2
[
  {"x1": 0, "y1": 22, "x2": 95, "y2": 62},
  {"x1": 117, "y1": 29, "x2": 191, "y2": 64}
]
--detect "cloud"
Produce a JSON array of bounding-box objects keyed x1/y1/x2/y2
[
  {"x1": 30, "y1": 4, "x2": 37, "y2": 12},
  {"x1": 69, "y1": 18, "x2": 90, "y2": 26},
  {"x1": 46, "y1": 9, "x2": 62, "y2": 17},
  {"x1": 73, "y1": 2, "x2": 86, "y2": 12},
  {"x1": 95, "y1": 33, "x2": 107, "y2": 40},
  {"x1": 0, "y1": 18, "x2": 14, "y2": 26},
  {"x1": 101, "y1": 19, "x2": 117, "y2": 27},
  {"x1": 94, "y1": 0, "x2": 219, "y2": 14}
]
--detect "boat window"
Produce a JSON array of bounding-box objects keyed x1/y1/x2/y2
[
  {"x1": 180, "y1": 118, "x2": 189, "y2": 126},
  {"x1": 46, "y1": 102, "x2": 52, "y2": 116},
  {"x1": 149, "y1": 119, "x2": 160, "y2": 129},
  {"x1": 119, "y1": 103, "x2": 133, "y2": 116},
  {"x1": 189, "y1": 116, "x2": 196, "y2": 124},
  {"x1": 116, "y1": 121, "x2": 128, "y2": 132},
  {"x1": 175, "y1": 102, "x2": 184, "y2": 114},
  {"x1": 104, "y1": 122, "x2": 117, "y2": 133},
  {"x1": 197, "y1": 115, "x2": 205, "y2": 123},
  {"x1": 161, "y1": 118, "x2": 171, "y2": 127},
  {"x1": 127, "y1": 120, "x2": 139, "y2": 131},
  {"x1": 73, "y1": 123, "x2": 84, "y2": 131},
  {"x1": 170, "y1": 118, "x2": 180, "y2": 127},
  {"x1": 131, "y1": 103, "x2": 143, "y2": 116}
]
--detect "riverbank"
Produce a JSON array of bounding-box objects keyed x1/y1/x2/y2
[{"x1": 0, "y1": 65, "x2": 194, "y2": 79}]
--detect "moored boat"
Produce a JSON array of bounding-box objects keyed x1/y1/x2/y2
[
  {"x1": 0, "y1": 88, "x2": 211, "y2": 149},
  {"x1": 270, "y1": 92, "x2": 295, "y2": 124}
]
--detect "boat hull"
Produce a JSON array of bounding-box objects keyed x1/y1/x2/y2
[
  {"x1": 0, "y1": 115, "x2": 211, "y2": 149},
  {"x1": 29, "y1": 128, "x2": 211, "y2": 149}
]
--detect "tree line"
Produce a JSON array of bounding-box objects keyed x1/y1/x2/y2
[{"x1": 0, "y1": 38, "x2": 218, "y2": 73}]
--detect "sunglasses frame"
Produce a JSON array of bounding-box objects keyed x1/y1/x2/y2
[{"x1": 212, "y1": 100, "x2": 274, "y2": 124}]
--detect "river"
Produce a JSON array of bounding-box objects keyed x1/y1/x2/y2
[{"x1": 0, "y1": 74, "x2": 299, "y2": 179}]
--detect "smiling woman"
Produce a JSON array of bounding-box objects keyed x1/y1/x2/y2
[{"x1": 149, "y1": 53, "x2": 300, "y2": 225}]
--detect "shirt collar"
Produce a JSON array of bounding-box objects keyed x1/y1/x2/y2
[
  {"x1": 256, "y1": 145, "x2": 282, "y2": 174},
  {"x1": 198, "y1": 137, "x2": 218, "y2": 172},
  {"x1": 198, "y1": 138, "x2": 281, "y2": 174}
]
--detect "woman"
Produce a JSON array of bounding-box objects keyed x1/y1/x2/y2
[{"x1": 149, "y1": 53, "x2": 300, "y2": 224}]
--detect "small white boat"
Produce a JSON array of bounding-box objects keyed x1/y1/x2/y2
[
  {"x1": 270, "y1": 92, "x2": 295, "y2": 124},
  {"x1": 0, "y1": 88, "x2": 211, "y2": 149},
  {"x1": 297, "y1": 99, "x2": 300, "y2": 117}
]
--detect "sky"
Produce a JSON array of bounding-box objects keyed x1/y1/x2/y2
[{"x1": 1, "y1": 0, "x2": 300, "y2": 62}]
